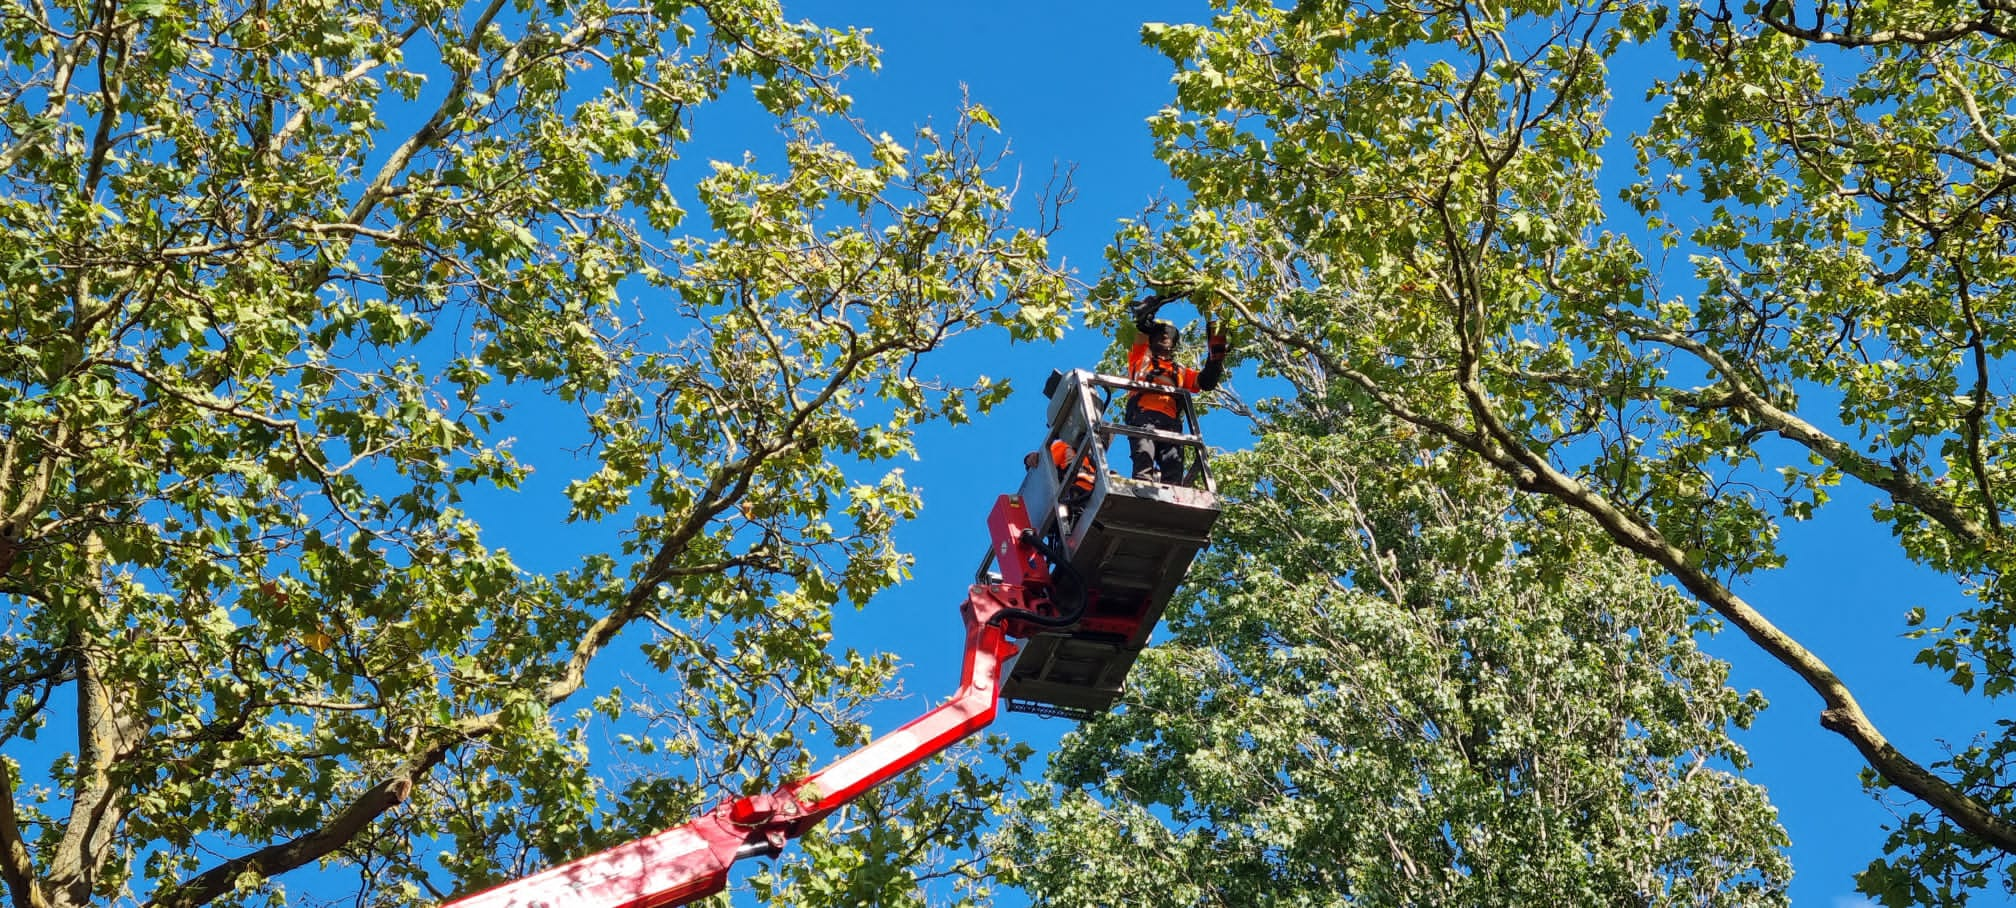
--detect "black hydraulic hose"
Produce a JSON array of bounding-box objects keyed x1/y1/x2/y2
[
  {"x1": 1035, "y1": 530, "x2": 1086, "y2": 617},
  {"x1": 990, "y1": 529, "x2": 1087, "y2": 629}
]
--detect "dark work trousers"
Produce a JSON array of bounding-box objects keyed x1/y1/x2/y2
[{"x1": 1126, "y1": 406, "x2": 1185, "y2": 484}]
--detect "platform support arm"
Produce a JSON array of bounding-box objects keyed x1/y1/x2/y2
[
  {"x1": 785, "y1": 617, "x2": 1020, "y2": 828},
  {"x1": 440, "y1": 599, "x2": 1020, "y2": 908}
]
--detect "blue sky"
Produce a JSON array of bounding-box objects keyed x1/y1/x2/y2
[
  {"x1": 766, "y1": 1, "x2": 2009, "y2": 905},
  {"x1": 7, "y1": 2, "x2": 1993, "y2": 905}
]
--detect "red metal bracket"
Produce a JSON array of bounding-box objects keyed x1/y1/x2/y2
[{"x1": 986, "y1": 495, "x2": 1050, "y2": 590}]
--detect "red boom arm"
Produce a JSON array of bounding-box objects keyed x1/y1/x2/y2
[{"x1": 443, "y1": 500, "x2": 1056, "y2": 908}]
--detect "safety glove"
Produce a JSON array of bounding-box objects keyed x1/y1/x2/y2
[
  {"x1": 1131, "y1": 295, "x2": 1168, "y2": 330},
  {"x1": 1206, "y1": 319, "x2": 1230, "y2": 360}
]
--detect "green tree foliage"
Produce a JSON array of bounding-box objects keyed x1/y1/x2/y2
[
  {"x1": 750, "y1": 739, "x2": 1035, "y2": 908},
  {"x1": 0, "y1": 1, "x2": 1066, "y2": 905},
  {"x1": 997, "y1": 407, "x2": 1790, "y2": 906},
  {"x1": 1100, "y1": 0, "x2": 2016, "y2": 902}
]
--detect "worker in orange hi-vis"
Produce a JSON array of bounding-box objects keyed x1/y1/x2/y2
[
  {"x1": 1050, "y1": 437, "x2": 1098, "y2": 496},
  {"x1": 1123, "y1": 295, "x2": 1227, "y2": 485},
  {"x1": 1024, "y1": 440, "x2": 1096, "y2": 489}
]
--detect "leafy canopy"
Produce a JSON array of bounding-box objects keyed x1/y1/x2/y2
[
  {"x1": 1098, "y1": 0, "x2": 2016, "y2": 902},
  {"x1": 999, "y1": 404, "x2": 1790, "y2": 906},
  {"x1": 0, "y1": 0, "x2": 1065, "y2": 905}
]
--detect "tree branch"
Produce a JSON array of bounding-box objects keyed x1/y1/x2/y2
[
  {"x1": 1610, "y1": 313, "x2": 1994, "y2": 543},
  {"x1": 1954, "y1": 268, "x2": 2002, "y2": 535},
  {"x1": 1231, "y1": 280, "x2": 2016, "y2": 853},
  {"x1": 332, "y1": 0, "x2": 510, "y2": 238},
  {"x1": 45, "y1": 636, "x2": 132, "y2": 905},
  {"x1": 0, "y1": 5, "x2": 86, "y2": 173},
  {"x1": 1761, "y1": 0, "x2": 2016, "y2": 45},
  {"x1": 78, "y1": 8, "x2": 128, "y2": 200},
  {"x1": 144, "y1": 772, "x2": 427, "y2": 908},
  {"x1": 1931, "y1": 53, "x2": 2016, "y2": 174},
  {"x1": 0, "y1": 760, "x2": 51, "y2": 908}
]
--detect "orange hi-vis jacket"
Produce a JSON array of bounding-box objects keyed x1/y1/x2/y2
[
  {"x1": 1050, "y1": 439, "x2": 1098, "y2": 491},
  {"x1": 1126, "y1": 342, "x2": 1205, "y2": 419}
]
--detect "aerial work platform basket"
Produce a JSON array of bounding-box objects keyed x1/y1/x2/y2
[{"x1": 981, "y1": 369, "x2": 1221, "y2": 720}]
